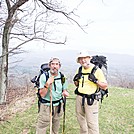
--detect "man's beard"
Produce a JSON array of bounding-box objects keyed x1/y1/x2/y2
[{"x1": 50, "y1": 68, "x2": 58, "y2": 75}]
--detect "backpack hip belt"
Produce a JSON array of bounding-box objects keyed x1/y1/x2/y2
[
  {"x1": 40, "y1": 97, "x2": 63, "y2": 115},
  {"x1": 76, "y1": 89, "x2": 101, "y2": 106},
  {"x1": 40, "y1": 97, "x2": 63, "y2": 104}
]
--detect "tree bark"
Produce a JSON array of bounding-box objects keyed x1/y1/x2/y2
[
  {"x1": 0, "y1": 0, "x2": 29, "y2": 104},
  {"x1": 0, "y1": 16, "x2": 12, "y2": 104}
]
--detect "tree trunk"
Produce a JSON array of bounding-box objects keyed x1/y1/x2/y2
[
  {"x1": 0, "y1": 48, "x2": 8, "y2": 104},
  {"x1": 0, "y1": 0, "x2": 30, "y2": 104},
  {"x1": 0, "y1": 18, "x2": 11, "y2": 104}
]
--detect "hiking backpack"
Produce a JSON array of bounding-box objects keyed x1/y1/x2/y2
[
  {"x1": 74, "y1": 55, "x2": 108, "y2": 102},
  {"x1": 31, "y1": 63, "x2": 50, "y2": 88},
  {"x1": 90, "y1": 55, "x2": 108, "y2": 100}
]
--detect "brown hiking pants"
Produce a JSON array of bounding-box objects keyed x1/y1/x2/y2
[
  {"x1": 76, "y1": 95, "x2": 99, "y2": 134},
  {"x1": 36, "y1": 103, "x2": 63, "y2": 134}
]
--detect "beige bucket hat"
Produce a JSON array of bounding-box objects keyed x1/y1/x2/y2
[{"x1": 77, "y1": 50, "x2": 91, "y2": 63}]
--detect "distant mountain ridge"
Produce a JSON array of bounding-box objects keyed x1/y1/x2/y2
[{"x1": 9, "y1": 49, "x2": 134, "y2": 88}]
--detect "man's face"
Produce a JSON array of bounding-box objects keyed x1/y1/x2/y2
[
  {"x1": 49, "y1": 59, "x2": 61, "y2": 74},
  {"x1": 78, "y1": 57, "x2": 90, "y2": 67}
]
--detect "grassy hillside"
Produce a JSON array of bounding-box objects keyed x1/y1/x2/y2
[{"x1": 0, "y1": 85, "x2": 134, "y2": 134}]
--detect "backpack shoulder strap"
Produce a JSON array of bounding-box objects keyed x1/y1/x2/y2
[
  {"x1": 78, "y1": 66, "x2": 82, "y2": 74},
  {"x1": 91, "y1": 65, "x2": 99, "y2": 74},
  {"x1": 60, "y1": 72, "x2": 65, "y2": 84},
  {"x1": 78, "y1": 65, "x2": 98, "y2": 75},
  {"x1": 43, "y1": 71, "x2": 49, "y2": 82},
  {"x1": 60, "y1": 72, "x2": 64, "y2": 78},
  {"x1": 52, "y1": 72, "x2": 65, "y2": 91},
  {"x1": 53, "y1": 72, "x2": 65, "y2": 84},
  {"x1": 77, "y1": 66, "x2": 83, "y2": 76}
]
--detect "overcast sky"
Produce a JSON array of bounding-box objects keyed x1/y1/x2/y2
[
  {"x1": 24, "y1": 0, "x2": 134, "y2": 56},
  {"x1": 45, "y1": 0, "x2": 134, "y2": 55}
]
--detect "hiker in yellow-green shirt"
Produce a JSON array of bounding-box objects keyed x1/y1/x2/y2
[{"x1": 73, "y1": 50, "x2": 108, "y2": 134}]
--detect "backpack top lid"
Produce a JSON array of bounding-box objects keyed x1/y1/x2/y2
[
  {"x1": 41, "y1": 63, "x2": 50, "y2": 72},
  {"x1": 90, "y1": 55, "x2": 107, "y2": 70}
]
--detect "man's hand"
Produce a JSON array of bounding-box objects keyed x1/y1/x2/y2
[
  {"x1": 74, "y1": 81, "x2": 79, "y2": 87},
  {"x1": 40, "y1": 76, "x2": 54, "y2": 98},
  {"x1": 39, "y1": 88, "x2": 48, "y2": 97},
  {"x1": 46, "y1": 76, "x2": 54, "y2": 86},
  {"x1": 62, "y1": 90, "x2": 69, "y2": 97},
  {"x1": 88, "y1": 73, "x2": 98, "y2": 84}
]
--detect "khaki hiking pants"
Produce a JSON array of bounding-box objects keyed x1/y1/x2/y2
[
  {"x1": 36, "y1": 103, "x2": 63, "y2": 134},
  {"x1": 76, "y1": 95, "x2": 99, "y2": 134}
]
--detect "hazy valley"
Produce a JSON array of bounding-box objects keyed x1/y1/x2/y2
[{"x1": 9, "y1": 49, "x2": 134, "y2": 88}]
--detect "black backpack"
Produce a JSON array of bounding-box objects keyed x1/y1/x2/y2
[
  {"x1": 74, "y1": 55, "x2": 108, "y2": 102},
  {"x1": 91, "y1": 55, "x2": 108, "y2": 99},
  {"x1": 31, "y1": 63, "x2": 50, "y2": 88},
  {"x1": 90, "y1": 55, "x2": 107, "y2": 70}
]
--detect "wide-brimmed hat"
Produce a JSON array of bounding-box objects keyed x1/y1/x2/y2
[{"x1": 77, "y1": 50, "x2": 91, "y2": 63}]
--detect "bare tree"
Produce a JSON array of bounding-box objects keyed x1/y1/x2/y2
[{"x1": 0, "y1": 0, "x2": 86, "y2": 104}]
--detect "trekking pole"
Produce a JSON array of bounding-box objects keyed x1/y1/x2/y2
[
  {"x1": 62, "y1": 96, "x2": 66, "y2": 134},
  {"x1": 50, "y1": 84, "x2": 52, "y2": 134}
]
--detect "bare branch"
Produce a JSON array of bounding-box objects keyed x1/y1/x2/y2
[
  {"x1": 38, "y1": 0, "x2": 87, "y2": 33},
  {"x1": 0, "y1": 36, "x2": 66, "y2": 59},
  {"x1": 11, "y1": 0, "x2": 29, "y2": 14},
  {"x1": 5, "y1": 0, "x2": 11, "y2": 11}
]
